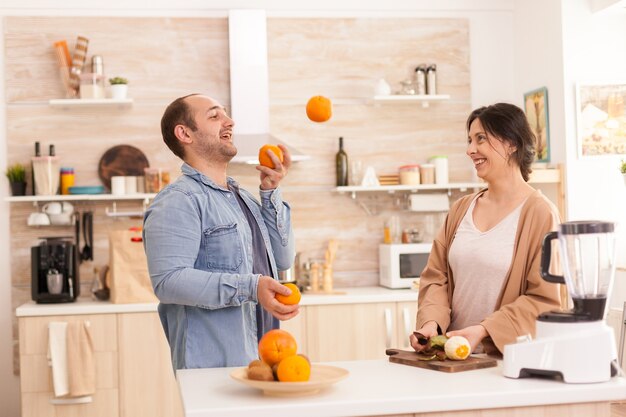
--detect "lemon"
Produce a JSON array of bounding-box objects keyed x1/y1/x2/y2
[{"x1": 444, "y1": 336, "x2": 471, "y2": 360}]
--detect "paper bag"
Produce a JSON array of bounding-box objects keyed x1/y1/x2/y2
[{"x1": 108, "y1": 229, "x2": 158, "y2": 304}]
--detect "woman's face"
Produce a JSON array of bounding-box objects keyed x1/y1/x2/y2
[{"x1": 466, "y1": 118, "x2": 517, "y2": 182}]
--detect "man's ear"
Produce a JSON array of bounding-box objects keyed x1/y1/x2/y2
[{"x1": 174, "y1": 124, "x2": 193, "y2": 145}]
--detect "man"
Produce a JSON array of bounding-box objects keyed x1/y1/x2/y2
[{"x1": 143, "y1": 93, "x2": 298, "y2": 370}]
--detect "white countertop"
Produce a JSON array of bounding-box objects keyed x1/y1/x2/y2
[
  {"x1": 176, "y1": 359, "x2": 626, "y2": 417},
  {"x1": 15, "y1": 286, "x2": 417, "y2": 317}
]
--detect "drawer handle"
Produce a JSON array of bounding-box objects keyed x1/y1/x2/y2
[
  {"x1": 403, "y1": 307, "x2": 411, "y2": 348},
  {"x1": 50, "y1": 396, "x2": 93, "y2": 405},
  {"x1": 384, "y1": 308, "x2": 392, "y2": 349}
]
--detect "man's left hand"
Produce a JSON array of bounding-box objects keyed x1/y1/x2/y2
[{"x1": 257, "y1": 144, "x2": 291, "y2": 190}]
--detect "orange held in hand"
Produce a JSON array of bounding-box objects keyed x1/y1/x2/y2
[
  {"x1": 276, "y1": 354, "x2": 311, "y2": 382},
  {"x1": 275, "y1": 283, "x2": 301, "y2": 305},
  {"x1": 258, "y1": 329, "x2": 298, "y2": 366},
  {"x1": 306, "y1": 95, "x2": 333, "y2": 123},
  {"x1": 258, "y1": 144, "x2": 284, "y2": 169}
]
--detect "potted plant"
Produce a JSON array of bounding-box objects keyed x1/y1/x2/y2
[
  {"x1": 5, "y1": 163, "x2": 27, "y2": 196},
  {"x1": 109, "y1": 76, "x2": 128, "y2": 100},
  {"x1": 621, "y1": 160, "x2": 626, "y2": 186}
]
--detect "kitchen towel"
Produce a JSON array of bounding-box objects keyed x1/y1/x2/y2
[
  {"x1": 47, "y1": 321, "x2": 95, "y2": 398},
  {"x1": 47, "y1": 322, "x2": 69, "y2": 397},
  {"x1": 67, "y1": 321, "x2": 96, "y2": 396}
]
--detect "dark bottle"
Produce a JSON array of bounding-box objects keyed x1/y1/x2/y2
[
  {"x1": 49, "y1": 144, "x2": 55, "y2": 156},
  {"x1": 31, "y1": 142, "x2": 40, "y2": 195},
  {"x1": 335, "y1": 137, "x2": 348, "y2": 186}
]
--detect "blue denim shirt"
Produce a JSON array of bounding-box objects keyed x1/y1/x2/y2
[{"x1": 143, "y1": 163, "x2": 295, "y2": 369}]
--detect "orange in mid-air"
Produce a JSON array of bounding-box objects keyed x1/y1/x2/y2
[
  {"x1": 275, "y1": 283, "x2": 301, "y2": 305},
  {"x1": 276, "y1": 354, "x2": 311, "y2": 382},
  {"x1": 258, "y1": 329, "x2": 298, "y2": 366},
  {"x1": 306, "y1": 95, "x2": 333, "y2": 123},
  {"x1": 258, "y1": 144, "x2": 284, "y2": 169}
]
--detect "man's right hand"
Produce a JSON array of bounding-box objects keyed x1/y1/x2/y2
[
  {"x1": 409, "y1": 321, "x2": 439, "y2": 352},
  {"x1": 257, "y1": 275, "x2": 300, "y2": 321}
]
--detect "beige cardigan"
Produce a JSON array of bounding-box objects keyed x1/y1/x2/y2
[{"x1": 415, "y1": 189, "x2": 562, "y2": 354}]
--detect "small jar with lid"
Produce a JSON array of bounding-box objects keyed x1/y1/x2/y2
[
  {"x1": 60, "y1": 167, "x2": 75, "y2": 195},
  {"x1": 399, "y1": 165, "x2": 421, "y2": 185},
  {"x1": 419, "y1": 163, "x2": 436, "y2": 184}
]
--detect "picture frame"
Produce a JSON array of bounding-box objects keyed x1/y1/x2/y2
[
  {"x1": 523, "y1": 87, "x2": 550, "y2": 162},
  {"x1": 575, "y1": 82, "x2": 626, "y2": 157}
]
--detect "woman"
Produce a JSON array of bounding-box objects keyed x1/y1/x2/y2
[{"x1": 410, "y1": 103, "x2": 561, "y2": 355}]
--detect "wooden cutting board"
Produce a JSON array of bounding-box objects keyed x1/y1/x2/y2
[{"x1": 386, "y1": 349, "x2": 497, "y2": 373}]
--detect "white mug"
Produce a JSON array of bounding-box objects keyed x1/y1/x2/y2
[
  {"x1": 42, "y1": 202, "x2": 62, "y2": 215},
  {"x1": 27, "y1": 212, "x2": 50, "y2": 226},
  {"x1": 111, "y1": 176, "x2": 126, "y2": 195},
  {"x1": 61, "y1": 202, "x2": 74, "y2": 214}
]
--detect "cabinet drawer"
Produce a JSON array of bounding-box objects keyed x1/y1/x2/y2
[
  {"x1": 21, "y1": 388, "x2": 119, "y2": 417},
  {"x1": 19, "y1": 314, "x2": 118, "y2": 355}
]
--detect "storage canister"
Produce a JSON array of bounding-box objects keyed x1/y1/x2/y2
[
  {"x1": 430, "y1": 155, "x2": 449, "y2": 185},
  {"x1": 60, "y1": 167, "x2": 75, "y2": 195},
  {"x1": 419, "y1": 163, "x2": 436, "y2": 185},
  {"x1": 398, "y1": 165, "x2": 421, "y2": 185}
]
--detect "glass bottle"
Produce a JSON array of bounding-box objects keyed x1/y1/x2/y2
[
  {"x1": 426, "y1": 64, "x2": 437, "y2": 95},
  {"x1": 335, "y1": 137, "x2": 348, "y2": 186},
  {"x1": 31, "y1": 141, "x2": 40, "y2": 195}
]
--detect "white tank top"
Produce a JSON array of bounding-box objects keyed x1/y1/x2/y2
[{"x1": 448, "y1": 195, "x2": 524, "y2": 331}]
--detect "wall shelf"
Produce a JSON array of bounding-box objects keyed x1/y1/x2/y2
[
  {"x1": 335, "y1": 182, "x2": 482, "y2": 197},
  {"x1": 48, "y1": 98, "x2": 133, "y2": 108},
  {"x1": 373, "y1": 94, "x2": 450, "y2": 108},
  {"x1": 5, "y1": 193, "x2": 156, "y2": 203}
]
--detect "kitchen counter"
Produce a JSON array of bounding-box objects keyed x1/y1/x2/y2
[
  {"x1": 176, "y1": 359, "x2": 626, "y2": 417},
  {"x1": 15, "y1": 286, "x2": 417, "y2": 316}
]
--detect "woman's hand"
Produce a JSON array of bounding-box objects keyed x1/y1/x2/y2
[
  {"x1": 446, "y1": 325, "x2": 488, "y2": 353},
  {"x1": 409, "y1": 321, "x2": 439, "y2": 352}
]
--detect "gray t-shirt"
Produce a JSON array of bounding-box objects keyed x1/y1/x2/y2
[{"x1": 229, "y1": 184, "x2": 278, "y2": 340}]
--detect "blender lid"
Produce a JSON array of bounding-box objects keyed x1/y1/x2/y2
[{"x1": 559, "y1": 221, "x2": 614, "y2": 235}]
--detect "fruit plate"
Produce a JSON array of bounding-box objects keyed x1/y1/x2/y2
[{"x1": 230, "y1": 364, "x2": 349, "y2": 397}]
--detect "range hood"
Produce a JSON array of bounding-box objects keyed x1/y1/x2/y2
[{"x1": 228, "y1": 10, "x2": 310, "y2": 164}]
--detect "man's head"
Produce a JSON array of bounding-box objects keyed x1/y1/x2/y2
[{"x1": 160, "y1": 94, "x2": 236, "y2": 163}]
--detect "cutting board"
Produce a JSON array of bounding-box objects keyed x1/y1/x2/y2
[
  {"x1": 98, "y1": 145, "x2": 150, "y2": 191},
  {"x1": 386, "y1": 349, "x2": 497, "y2": 373}
]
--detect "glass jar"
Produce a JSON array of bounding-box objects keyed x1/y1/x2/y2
[
  {"x1": 79, "y1": 73, "x2": 105, "y2": 99},
  {"x1": 144, "y1": 168, "x2": 171, "y2": 193},
  {"x1": 420, "y1": 163, "x2": 436, "y2": 185},
  {"x1": 60, "y1": 167, "x2": 75, "y2": 195},
  {"x1": 399, "y1": 165, "x2": 421, "y2": 185}
]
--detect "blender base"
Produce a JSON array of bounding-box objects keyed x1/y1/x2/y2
[{"x1": 503, "y1": 320, "x2": 619, "y2": 383}]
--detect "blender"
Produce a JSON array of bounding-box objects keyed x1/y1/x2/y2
[{"x1": 503, "y1": 221, "x2": 620, "y2": 383}]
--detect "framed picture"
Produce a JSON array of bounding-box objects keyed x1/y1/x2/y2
[
  {"x1": 523, "y1": 87, "x2": 550, "y2": 162},
  {"x1": 576, "y1": 83, "x2": 626, "y2": 157}
]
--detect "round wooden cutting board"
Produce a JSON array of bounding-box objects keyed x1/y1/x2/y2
[{"x1": 98, "y1": 145, "x2": 150, "y2": 191}]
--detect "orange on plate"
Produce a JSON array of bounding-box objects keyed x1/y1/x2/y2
[
  {"x1": 276, "y1": 355, "x2": 311, "y2": 382},
  {"x1": 275, "y1": 283, "x2": 301, "y2": 305},
  {"x1": 258, "y1": 144, "x2": 284, "y2": 169},
  {"x1": 306, "y1": 95, "x2": 333, "y2": 123},
  {"x1": 258, "y1": 329, "x2": 297, "y2": 366}
]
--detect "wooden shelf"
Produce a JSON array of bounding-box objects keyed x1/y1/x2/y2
[
  {"x1": 5, "y1": 193, "x2": 156, "y2": 203},
  {"x1": 335, "y1": 182, "x2": 482, "y2": 194},
  {"x1": 372, "y1": 94, "x2": 450, "y2": 108},
  {"x1": 48, "y1": 98, "x2": 133, "y2": 108}
]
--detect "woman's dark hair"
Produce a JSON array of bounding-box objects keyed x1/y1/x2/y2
[
  {"x1": 160, "y1": 93, "x2": 200, "y2": 160},
  {"x1": 466, "y1": 103, "x2": 536, "y2": 182}
]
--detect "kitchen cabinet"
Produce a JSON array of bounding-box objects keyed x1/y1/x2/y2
[
  {"x1": 303, "y1": 300, "x2": 416, "y2": 362},
  {"x1": 18, "y1": 314, "x2": 119, "y2": 417},
  {"x1": 18, "y1": 311, "x2": 182, "y2": 417}
]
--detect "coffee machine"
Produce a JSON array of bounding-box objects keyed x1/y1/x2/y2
[
  {"x1": 503, "y1": 221, "x2": 619, "y2": 383},
  {"x1": 31, "y1": 237, "x2": 80, "y2": 303}
]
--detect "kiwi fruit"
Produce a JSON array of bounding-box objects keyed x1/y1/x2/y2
[
  {"x1": 248, "y1": 359, "x2": 265, "y2": 369},
  {"x1": 247, "y1": 366, "x2": 274, "y2": 381}
]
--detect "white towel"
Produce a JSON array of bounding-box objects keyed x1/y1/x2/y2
[{"x1": 47, "y1": 322, "x2": 69, "y2": 397}]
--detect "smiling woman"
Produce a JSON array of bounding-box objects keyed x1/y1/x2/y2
[{"x1": 410, "y1": 103, "x2": 562, "y2": 357}]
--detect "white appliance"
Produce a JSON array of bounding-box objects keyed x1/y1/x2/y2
[
  {"x1": 503, "y1": 221, "x2": 620, "y2": 383},
  {"x1": 228, "y1": 10, "x2": 310, "y2": 164},
  {"x1": 379, "y1": 243, "x2": 432, "y2": 289}
]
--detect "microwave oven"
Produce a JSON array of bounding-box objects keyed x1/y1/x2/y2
[{"x1": 379, "y1": 243, "x2": 432, "y2": 289}]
